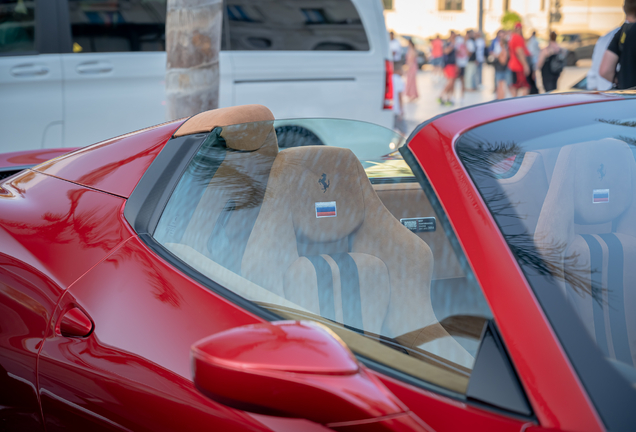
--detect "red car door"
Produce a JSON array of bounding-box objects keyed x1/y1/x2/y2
[
  {"x1": 37, "y1": 236, "x2": 282, "y2": 431},
  {"x1": 0, "y1": 170, "x2": 131, "y2": 430}
]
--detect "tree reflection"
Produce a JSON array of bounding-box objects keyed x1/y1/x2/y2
[
  {"x1": 597, "y1": 118, "x2": 636, "y2": 128},
  {"x1": 458, "y1": 139, "x2": 605, "y2": 304}
]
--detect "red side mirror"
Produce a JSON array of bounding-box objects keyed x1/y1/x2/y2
[{"x1": 191, "y1": 321, "x2": 427, "y2": 430}]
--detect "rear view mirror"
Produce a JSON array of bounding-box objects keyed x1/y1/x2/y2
[{"x1": 191, "y1": 320, "x2": 426, "y2": 429}]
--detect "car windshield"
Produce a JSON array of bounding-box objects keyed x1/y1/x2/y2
[
  {"x1": 558, "y1": 34, "x2": 578, "y2": 43},
  {"x1": 456, "y1": 99, "x2": 636, "y2": 428},
  {"x1": 152, "y1": 118, "x2": 496, "y2": 398}
]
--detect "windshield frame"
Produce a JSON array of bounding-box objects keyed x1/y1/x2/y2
[{"x1": 454, "y1": 100, "x2": 636, "y2": 431}]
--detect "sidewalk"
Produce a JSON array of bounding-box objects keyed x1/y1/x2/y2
[{"x1": 401, "y1": 61, "x2": 591, "y2": 135}]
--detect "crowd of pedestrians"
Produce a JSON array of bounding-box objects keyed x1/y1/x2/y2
[
  {"x1": 436, "y1": 29, "x2": 488, "y2": 105},
  {"x1": 391, "y1": 0, "x2": 636, "y2": 134},
  {"x1": 434, "y1": 24, "x2": 568, "y2": 105}
]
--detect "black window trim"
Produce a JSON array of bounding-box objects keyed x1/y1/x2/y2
[{"x1": 124, "y1": 128, "x2": 535, "y2": 423}]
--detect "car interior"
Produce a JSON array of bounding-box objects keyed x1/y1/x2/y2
[
  {"x1": 154, "y1": 105, "x2": 490, "y2": 393},
  {"x1": 485, "y1": 138, "x2": 636, "y2": 381}
]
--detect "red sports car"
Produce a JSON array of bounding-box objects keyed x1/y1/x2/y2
[{"x1": 1, "y1": 96, "x2": 635, "y2": 432}]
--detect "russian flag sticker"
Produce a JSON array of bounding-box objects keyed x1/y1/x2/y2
[
  {"x1": 315, "y1": 201, "x2": 337, "y2": 218},
  {"x1": 593, "y1": 189, "x2": 609, "y2": 204}
]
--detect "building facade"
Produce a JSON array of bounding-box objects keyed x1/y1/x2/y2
[{"x1": 384, "y1": 0, "x2": 624, "y2": 39}]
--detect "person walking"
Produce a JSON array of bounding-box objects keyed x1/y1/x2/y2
[
  {"x1": 439, "y1": 32, "x2": 457, "y2": 106},
  {"x1": 526, "y1": 30, "x2": 540, "y2": 94},
  {"x1": 537, "y1": 31, "x2": 565, "y2": 92},
  {"x1": 392, "y1": 62, "x2": 407, "y2": 134},
  {"x1": 492, "y1": 30, "x2": 510, "y2": 99},
  {"x1": 587, "y1": 27, "x2": 620, "y2": 90},
  {"x1": 389, "y1": 31, "x2": 402, "y2": 63},
  {"x1": 600, "y1": 0, "x2": 636, "y2": 89},
  {"x1": 527, "y1": 31, "x2": 540, "y2": 72},
  {"x1": 464, "y1": 30, "x2": 477, "y2": 91},
  {"x1": 404, "y1": 39, "x2": 419, "y2": 101},
  {"x1": 508, "y1": 22, "x2": 531, "y2": 96},
  {"x1": 490, "y1": 30, "x2": 503, "y2": 92},
  {"x1": 475, "y1": 31, "x2": 486, "y2": 89},
  {"x1": 431, "y1": 34, "x2": 444, "y2": 80},
  {"x1": 455, "y1": 32, "x2": 468, "y2": 102}
]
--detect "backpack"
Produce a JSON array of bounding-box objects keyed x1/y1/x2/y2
[{"x1": 549, "y1": 49, "x2": 566, "y2": 75}]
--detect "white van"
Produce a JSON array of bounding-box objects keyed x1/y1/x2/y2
[{"x1": 0, "y1": 0, "x2": 393, "y2": 152}]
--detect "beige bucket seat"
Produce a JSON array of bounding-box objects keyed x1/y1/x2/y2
[
  {"x1": 175, "y1": 105, "x2": 279, "y2": 274},
  {"x1": 535, "y1": 138, "x2": 636, "y2": 367},
  {"x1": 241, "y1": 145, "x2": 435, "y2": 336}
]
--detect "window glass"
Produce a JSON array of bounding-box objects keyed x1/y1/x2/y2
[
  {"x1": 0, "y1": 0, "x2": 35, "y2": 53},
  {"x1": 222, "y1": 0, "x2": 369, "y2": 51},
  {"x1": 68, "y1": 0, "x2": 166, "y2": 53},
  {"x1": 439, "y1": 0, "x2": 462, "y2": 12},
  {"x1": 153, "y1": 118, "x2": 493, "y2": 394},
  {"x1": 456, "y1": 100, "x2": 636, "y2": 428}
]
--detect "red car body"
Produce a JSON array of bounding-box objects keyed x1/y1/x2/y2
[{"x1": 0, "y1": 93, "x2": 629, "y2": 431}]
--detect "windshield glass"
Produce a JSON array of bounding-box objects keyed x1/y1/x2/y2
[
  {"x1": 152, "y1": 118, "x2": 494, "y2": 396},
  {"x1": 456, "y1": 99, "x2": 636, "y2": 428}
]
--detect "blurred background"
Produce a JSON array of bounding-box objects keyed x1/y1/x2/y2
[{"x1": 0, "y1": 0, "x2": 625, "y2": 152}]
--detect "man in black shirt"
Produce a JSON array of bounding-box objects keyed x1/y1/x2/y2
[{"x1": 600, "y1": 0, "x2": 636, "y2": 89}]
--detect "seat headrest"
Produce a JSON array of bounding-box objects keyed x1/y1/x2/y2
[
  {"x1": 271, "y1": 146, "x2": 366, "y2": 243},
  {"x1": 174, "y1": 105, "x2": 275, "y2": 151},
  {"x1": 571, "y1": 139, "x2": 634, "y2": 224}
]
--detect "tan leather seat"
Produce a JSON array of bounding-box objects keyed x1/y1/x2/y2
[
  {"x1": 241, "y1": 146, "x2": 435, "y2": 336},
  {"x1": 535, "y1": 138, "x2": 636, "y2": 367},
  {"x1": 176, "y1": 105, "x2": 279, "y2": 274}
]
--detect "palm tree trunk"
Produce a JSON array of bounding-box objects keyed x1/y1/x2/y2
[{"x1": 166, "y1": 0, "x2": 223, "y2": 119}]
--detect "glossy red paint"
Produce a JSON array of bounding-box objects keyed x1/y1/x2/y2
[
  {"x1": 0, "y1": 148, "x2": 78, "y2": 170},
  {"x1": 407, "y1": 94, "x2": 615, "y2": 431},
  {"x1": 0, "y1": 171, "x2": 133, "y2": 430},
  {"x1": 34, "y1": 120, "x2": 185, "y2": 198},
  {"x1": 192, "y1": 321, "x2": 408, "y2": 424},
  {"x1": 38, "y1": 236, "x2": 276, "y2": 431},
  {"x1": 193, "y1": 321, "x2": 359, "y2": 375},
  {"x1": 58, "y1": 307, "x2": 93, "y2": 338},
  {"x1": 372, "y1": 371, "x2": 530, "y2": 432},
  {"x1": 328, "y1": 412, "x2": 432, "y2": 432},
  {"x1": 0, "y1": 171, "x2": 132, "y2": 288}
]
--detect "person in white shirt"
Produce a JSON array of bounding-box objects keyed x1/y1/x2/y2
[
  {"x1": 389, "y1": 32, "x2": 403, "y2": 63},
  {"x1": 475, "y1": 31, "x2": 486, "y2": 88},
  {"x1": 464, "y1": 30, "x2": 477, "y2": 91},
  {"x1": 527, "y1": 31, "x2": 540, "y2": 71},
  {"x1": 587, "y1": 27, "x2": 620, "y2": 90},
  {"x1": 455, "y1": 34, "x2": 468, "y2": 101},
  {"x1": 392, "y1": 62, "x2": 407, "y2": 134}
]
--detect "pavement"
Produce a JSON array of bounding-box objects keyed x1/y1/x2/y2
[{"x1": 401, "y1": 60, "x2": 592, "y2": 135}]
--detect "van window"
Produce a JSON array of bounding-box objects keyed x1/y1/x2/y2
[
  {"x1": 0, "y1": 0, "x2": 35, "y2": 53},
  {"x1": 222, "y1": 0, "x2": 370, "y2": 51},
  {"x1": 67, "y1": 0, "x2": 166, "y2": 53}
]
